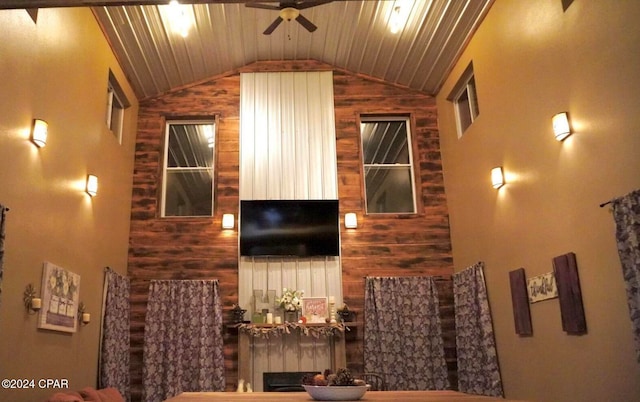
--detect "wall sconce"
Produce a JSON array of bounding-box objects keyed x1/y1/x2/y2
[
  {"x1": 344, "y1": 212, "x2": 358, "y2": 229},
  {"x1": 78, "y1": 302, "x2": 91, "y2": 325},
  {"x1": 491, "y1": 167, "x2": 505, "y2": 189},
  {"x1": 552, "y1": 112, "x2": 572, "y2": 141},
  {"x1": 222, "y1": 213, "x2": 235, "y2": 229},
  {"x1": 31, "y1": 119, "x2": 48, "y2": 148},
  {"x1": 23, "y1": 284, "x2": 42, "y2": 314},
  {"x1": 86, "y1": 174, "x2": 98, "y2": 197}
]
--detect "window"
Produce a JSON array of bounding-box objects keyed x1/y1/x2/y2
[
  {"x1": 106, "y1": 70, "x2": 130, "y2": 143},
  {"x1": 448, "y1": 62, "x2": 479, "y2": 137},
  {"x1": 360, "y1": 116, "x2": 417, "y2": 214},
  {"x1": 161, "y1": 121, "x2": 216, "y2": 217}
]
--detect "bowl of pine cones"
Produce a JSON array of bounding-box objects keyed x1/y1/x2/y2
[{"x1": 302, "y1": 368, "x2": 369, "y2": 401}]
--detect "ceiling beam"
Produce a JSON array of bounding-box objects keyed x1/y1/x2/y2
[
  {"x1": 0, "y1": 0, "x2": 357, "y2": 10},
  {"x1": 0, "y1": 0, "x2": 248, "y2": 8}
]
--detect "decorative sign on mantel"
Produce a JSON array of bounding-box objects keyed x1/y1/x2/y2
[{"x1": 301, "y1": 297, "x2": 328, "y2": 323}]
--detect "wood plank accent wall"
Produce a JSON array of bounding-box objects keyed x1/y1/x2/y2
[{"x1": 128, "y1": 60, "x2": 454, "y2": 401}]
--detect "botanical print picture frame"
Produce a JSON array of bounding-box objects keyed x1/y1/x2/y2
[
  {"x1": 527, "y1": 272, "x2": 558, "y2": 303},
  {"x1": 38, "y1": 261, "x2": 80, "y2": 333},
  {"x1": 301, "y1": 297, "x2": 328, "y2": 323}
]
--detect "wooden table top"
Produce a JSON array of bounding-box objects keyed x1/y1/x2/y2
[{"x1": 164, "y1": 390, "x2": 528, "y2": 401}]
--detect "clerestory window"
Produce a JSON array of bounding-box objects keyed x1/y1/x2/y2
[{"x1": 448, "y1": 62, "x2": 479, "y2": 138}]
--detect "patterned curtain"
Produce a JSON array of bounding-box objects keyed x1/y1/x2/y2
[
  {"x1": 610, "y1": 188, "x2": 640, "y2": 363},
  {"x1": 364, "y1": 276, "x2": 449, "y2": 390},
  {"x1": 453, "y1": 262, "x2": 503, "y2": 397},
  {"x1": 142, "y1": 280, "x2": 225, "y2": 402},
  {"x1": 99, "y1": 268, "x2": 130, "y2": 400},
  {"x1": 0, "y1": 205, "x2": 7, "y2": 308}
]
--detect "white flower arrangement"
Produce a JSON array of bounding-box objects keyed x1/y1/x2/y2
[{"x1": 276, "y1": 288, "x2": 304, "y2": 312}]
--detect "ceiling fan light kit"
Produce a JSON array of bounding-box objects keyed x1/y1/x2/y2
[
  {"x1": 246, "y1": 0, "x2": 334, "y2": 35},
  {"x1": 280, "y1": 7, "x2": 300, "y2": 21}
]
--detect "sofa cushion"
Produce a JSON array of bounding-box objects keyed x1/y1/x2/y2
[
  {"x1": 96, "y1": 387, "x2": 125, "y2": 402},
  {"x1": 79, "y1": 387, "x2": 102, "y2": 401},
  {"x1": 47, "y1": 391, "x2": 83, "y2": 402}
]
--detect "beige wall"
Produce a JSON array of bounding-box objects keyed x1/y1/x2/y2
[
  {"x1": 0, "y1": 8, "x2": 137, "y2": 402},
  {"x1": 436, "y1": 0, "x2": 640, "y2": 401}
]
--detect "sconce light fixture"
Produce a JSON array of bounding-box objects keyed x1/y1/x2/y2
[
  {"x1": 78, "y1": 302, "x2": 91, "y2": 325},
  {"x1": 31, "y1": 119, "x2": 48, "y2": 148},
  {"x1": 86, "y1": 174, "x2": 98, "y2": 197},
  {"x1": 491, "y1": 167, "x2": 505, "y2": 189},
  {"x1": 222, "y1": 213, "x2": 235, "y2": 229},
  {"x1": 344, "y1": 212, "x2": 358, "y2": 229},
  {"x1": 23, "y1": 284, "x2": 42, "y2": 314},
  {"x1": 552, "y1": 112, "x2": 572, "y2": 141}
]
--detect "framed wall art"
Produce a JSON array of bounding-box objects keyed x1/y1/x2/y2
[
  {"x1": 527, "y1": 272, "x2": 558, "y2": 303},
  {"x1": 301, "y1": 297, "x2": 328, "y2": 323},
  {"x1": 38, "y1": 261, "x2": 80, "y2": 333}
]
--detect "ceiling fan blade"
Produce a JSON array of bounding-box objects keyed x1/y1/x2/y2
[
  {"x1": 263, "y1": 16, "x2": 284, "y2": 35},
  {"x1": 295, "y1": 0, "x2": 334, "y2": 10},
  {"x1": 295, "y1": 13, "x2": 317, "y2": 32},
  {"x1": 245, "y1": 3, "x2": 281, "y2": 11}
]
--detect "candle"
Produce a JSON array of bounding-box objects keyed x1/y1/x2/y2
[
  {"x1": 266, "y1": 312, "x2": 273, "y2": 324},
  {"x1": 274, "y1": 316, "x2": 282, "y2": 324},
  {"x1": 82, "y1": 313, "x2": 91, "y2": 324},
  {"x1": 31, "y1": 297, "x2": 42, "y2": 310},
  {"x1": 329, "y1": 296, "x2": 335, "y2": 304}
]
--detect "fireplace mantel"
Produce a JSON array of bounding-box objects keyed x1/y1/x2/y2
[{"x1": 235, "y1": 323, "x2": 350, "y2": 391}]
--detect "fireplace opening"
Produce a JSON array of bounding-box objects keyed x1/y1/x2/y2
[{"x1": 263, "y1": 371, "x2": 320, "y2": 392}]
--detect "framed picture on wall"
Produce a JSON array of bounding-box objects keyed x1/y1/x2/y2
[
  {"x1": 38, "y1": 262, "x2": 80, "y2": 333},
  {"x1": 301, "y1": 297, "x2": 328, "y2": 323}
]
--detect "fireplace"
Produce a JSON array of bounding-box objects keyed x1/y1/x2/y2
[{"x1": 263, "y1": 371, "x2": 319, "y2": 392}]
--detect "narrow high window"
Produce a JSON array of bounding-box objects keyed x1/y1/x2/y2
[
  {"x1": 161, "y1": 121, "x2": 216, "y2": 217},
  {"x1": 106, "y1": 70, "x2": 130, "y2": 143},
  {"x1": 448, "y1": 62, "x2": 479, "y2": 138},
  {"x1": 360, "y1": 116, "x2": 417, "y2": 214}
]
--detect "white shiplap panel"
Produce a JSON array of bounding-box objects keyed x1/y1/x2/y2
[
  {"x1": 293, "y1": 72, "x2": 311, "y2": 200},
  {"x1": 319, "y1": 72, "x2": 338, "y2": 199},
  {"x1": 304, "y1": 72, "x2": 324, "y2": 199},
  {"x1": 253, "y1": 73, "x2": 270, "y2": 199},
  {"x1": 296, "y1": 260, "x2": 312, "y2": 297},
  {"x1": 267, "y1": 72, "x2": 283, "y2": 199},
  {"x1": 280, "y1": 72, "x2": 297, "y2": 198},
  {"x1": 239, "y1": 72, "x2": 341, "y2": 390}
]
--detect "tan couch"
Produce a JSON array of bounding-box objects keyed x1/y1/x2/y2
[{"x1": 47, "y1": 386, "x2": 124, "y2": 402}]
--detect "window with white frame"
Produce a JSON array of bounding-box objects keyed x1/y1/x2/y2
[
  {"x1": 360, "y1": 116, "x2": 417, "y2": 214},
  {"x1": 448, "y1": 62, "x2": 479, "y2": 138},
  {"x1": 162, "y1": 121, "x2": 216, "y2": 217},
  {"x1": 106, "y1": 70, "x2": 130, "y2": 143}
]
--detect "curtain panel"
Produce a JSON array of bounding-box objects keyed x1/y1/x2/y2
[
  {"x1": 610, "y1": 188, "x2": 640, "y2": 363},
  {"x1": 99, "y1": 268, "x2": 131, "y2": 400},
  {"x1": 364, "y1": 276, "x2": 449, "y2": 391},
  {"x1": 142, "y1": 280, "x2": 225, "y2": 402},
  {"x1": 453, "y1": 262, "x2": 503, "y2": 397},
  {"x1": 0, "y1": 205, "x2": 6, "y2": 307}
]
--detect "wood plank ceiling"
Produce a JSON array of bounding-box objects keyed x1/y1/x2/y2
[{"x1": 0, "y1": 0, "x2": 493, "y2": 100}]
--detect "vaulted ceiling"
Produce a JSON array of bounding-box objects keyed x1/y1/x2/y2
[{"x1": 3, "y1": 0, "x2": 493, "y2": 100}]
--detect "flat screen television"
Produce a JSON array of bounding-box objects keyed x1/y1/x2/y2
[{"x1": 240, "y1": 199, "x2": 340, "y2": 257}]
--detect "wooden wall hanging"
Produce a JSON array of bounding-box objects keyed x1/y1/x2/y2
[
  {"x1": 553, "y1": 252, "x2": 587, "y2": 335},
  {"x1": 509, "y1": 268, "x2": 533, "y2": 336}
]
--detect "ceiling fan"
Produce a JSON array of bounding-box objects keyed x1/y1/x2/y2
[{"x1": 246, "y1": 1, "x2": 334, "y2": 35}]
